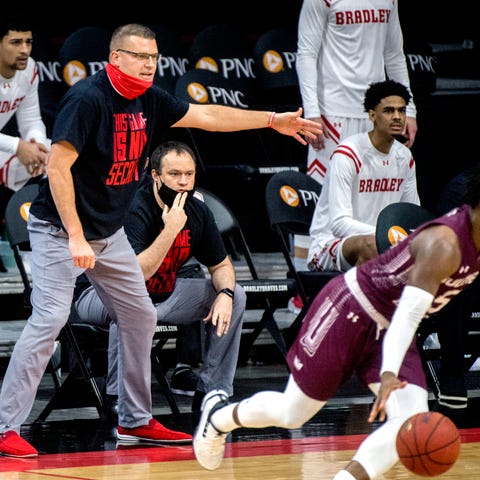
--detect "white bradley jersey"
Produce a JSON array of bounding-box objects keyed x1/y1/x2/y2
[
  {"x1": 309, "y1": 132, "x2": 419, "y2": 250},
  {"x1": 296, "y1": 0, "x2": 416, "y2": 120},
  {"x1": 0, "y1": 57, "x2": 47, "y2": 156}
]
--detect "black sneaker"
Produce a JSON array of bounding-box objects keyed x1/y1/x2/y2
[{"x1": 170, "y1": 366, "x2": 199, "y2": 397}]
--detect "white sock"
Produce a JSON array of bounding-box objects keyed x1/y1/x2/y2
[
  {"x1": 293, "y1": 233, "x2": 310, "y2": 271},
  {"x1": 333, "y1": 471, "x2": 356, "y2": 480}
]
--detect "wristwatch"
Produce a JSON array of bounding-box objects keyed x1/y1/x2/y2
[{"x1": 218, "y1": 287, "x2": 234, "y2": 299}]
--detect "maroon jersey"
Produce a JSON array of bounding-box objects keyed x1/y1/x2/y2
[
  {"x1": 287, "y1": 204, "x2": 480, "y2": 401},
  {"x1": 355, "y1": 204, "x2": 480, "y2": 325}
]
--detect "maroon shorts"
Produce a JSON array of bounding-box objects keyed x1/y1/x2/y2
[{"x1": 287, "y1": 275, "x2": 427, "y2": 401}]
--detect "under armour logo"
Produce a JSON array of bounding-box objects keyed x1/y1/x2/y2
[{"x1": 347, "y1": 311, "x2": 359, "y2": 323}]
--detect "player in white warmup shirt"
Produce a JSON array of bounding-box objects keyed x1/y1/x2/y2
[
  {"x1": 296, "y1": 0, "x2": 417, "y2": 184},
  {"x1": 289, "y1": 0, "x2": 418, "y2": 302},
  {"x1": 308, "y1": 80, "x2": 420, "y2": 273},
  {"x1": 0, "y1": 15, "x2": 49, "y2": 191}
]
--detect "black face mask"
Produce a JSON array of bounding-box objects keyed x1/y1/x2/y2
[{"x1": 157, "y1": 181, "x2": 195, "y2": 208}]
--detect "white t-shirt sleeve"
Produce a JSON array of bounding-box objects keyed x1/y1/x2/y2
[{"x1": 296, "y1": 0, "x2": 328, "y2": 119}]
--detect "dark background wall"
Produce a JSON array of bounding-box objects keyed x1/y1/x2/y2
[
  {"x1": 18, "y1": 2, "x2": 477, "y2": 45},
  {"x1": 6, "y1": 1, "x2": 479, "y2": 250}
]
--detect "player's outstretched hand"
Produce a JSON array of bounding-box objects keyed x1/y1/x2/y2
[
  {"x1": 273, "y1": 107, "x2": 323, "y2": 145},
  {"x1": 368, "y1": 371, "x2": 407, "y2": 423}
]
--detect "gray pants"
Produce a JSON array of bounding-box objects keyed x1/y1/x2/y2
[
  {"x1": 75, "y1": 277, "x2": 246, "y2": 397},
  {"x1": 0, "y1": 214, "x2": 157, "y2": 432}
]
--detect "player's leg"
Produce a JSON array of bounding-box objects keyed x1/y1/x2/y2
[
  {"x1": 194, "y1": 375, "x2": 325, "y2": 470},
  {"x1": 336, "y1": 338, "x2": 429, "y2": 480},
  {"x1": 336, "y1": 383, "x2": 428, "y2": 480}
]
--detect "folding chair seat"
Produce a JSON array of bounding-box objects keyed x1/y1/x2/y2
[
  {"x1": 265, "y1": 171, "x2": 340, "y2": 347},
  {"x1": 197, "y1": 187, "x2": 297, "y2": 364},
  {"x1": 4, "y1": 183, "x2": 109, "y2": 422}
]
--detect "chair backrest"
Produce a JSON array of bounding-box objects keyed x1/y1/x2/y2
[
  {"x1": 5, "y1": 183, "x2": 39, "y2": 251},
  {"x1": 252, "y1": 27, "x2": 301, "y2": 109},
  {"x1": 197, "y1": 186, "x2": 297, "y2": 292},
  {"x1": 188, "y1": 24, "x2": 254, "y2": 83},
  {"x1": 265, "y1": 170, "x2": 340, "y2": 315},
  {"x1": 375, "y1": 202, "x2": 435, "y2": 254},
  {"x1": 148, "y1": 24, "x2": 189, "y2": 94},
  {"x1": 265, "y1": 170, "x2": 321, "y2": 237},
  {"x1": 4, "y1": 183, "x2": 40, "y2": 302},
  {"x1": 196, "y1": 187, "x2": 259, "y2": 280},
  {"x1": 174, "y1": 68, "x2": 252, "y2": 108},
  {"x1": 58, "y1": 26, "x2": 110, "y2": 87}
]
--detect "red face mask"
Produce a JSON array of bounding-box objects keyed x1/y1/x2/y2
[{"x1": 105, "y1": 63, "x2": 153, "y2": 100}]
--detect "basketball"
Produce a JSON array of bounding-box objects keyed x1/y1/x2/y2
[{"x1": 396, "y1": 411, "x2": 461, "y2": 476}]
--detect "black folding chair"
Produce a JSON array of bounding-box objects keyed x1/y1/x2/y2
[
  {"x1": 375, "y1": 201, "x2": 436, "y2": 254},
  {"x1": 374, "y1": 201, "x2": 458, "y2": 400},
  {"x1": 4, "y1": 183, "x2": 108, "y2": 422},
  {"x1": 265, "y1": 171, "x2": 340, "y2": 347},
  {"x1": 197, "y1": 188, "x2": 297, "y2": 364}
]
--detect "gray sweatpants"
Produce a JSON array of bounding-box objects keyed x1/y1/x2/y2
[
  {"x1": 0, "y1": 214, "x2": 157, "y2": 432},
  {"x1": 75, "y1": 277, "x2": 246, "y2": 397}
]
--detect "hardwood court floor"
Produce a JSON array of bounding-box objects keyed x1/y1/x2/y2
[
  {"x1": 1, "y1": 361, "x2": 480, "y2": 479},
  {"x1": 2, "y1": 255, "x2": 480, "y2": 478}
]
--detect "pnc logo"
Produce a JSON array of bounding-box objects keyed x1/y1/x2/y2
[
  {"x1": 19, "y1": 202, "x2": 31, "y2": 222},
  {"x1": 195, "y1": 57, "x2": 219, "y2": 72},
  {"x1": 387, "y1": 225, "x2": 408, "y2": 246},
  {"x1": 187, "y1": 82, "x2": 209, "y2": 103},
  {"x1": 262, "y1": 50, "x2": 284, "y2": 73},
  {"x1": 63, "y1": 60, "x2": 87, "y2": 86},
  {"x1": 279, "y1": 185, "x2": 300, "y2": 207}
]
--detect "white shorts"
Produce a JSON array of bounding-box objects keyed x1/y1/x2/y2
[
  {"x1": 307, "y1": 236, "x2": 352, "y2": 272},
  {"x1": 306, "y1": 116, "x2": 371, "y2": 185}
]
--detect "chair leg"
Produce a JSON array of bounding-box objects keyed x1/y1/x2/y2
[
  {"x1": 35, "y1": 323, "x2": 106, "y2": 423},
  {"x1": 150, "y1": 344, "x2": 180, "y2": 418},
  {"x1": 63, "y1": 323, "x2": 105, "y2": 413}
]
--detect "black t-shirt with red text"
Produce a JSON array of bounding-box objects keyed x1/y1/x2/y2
[
  {"x1": 125, "y1": 176, "x2": 227, "y2": 302},
  {"x1": 30, "y1": 69, "x2": 189, "y2": 240}
]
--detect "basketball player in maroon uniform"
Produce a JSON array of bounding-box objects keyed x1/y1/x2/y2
[{"x1": 194, "y1": 164, "x2": 480, "y2": 480}]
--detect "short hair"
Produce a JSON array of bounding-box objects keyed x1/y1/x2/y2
[
  {"x1": 363, "y1": 80, "x2": 411, "y2": 112},
  {"x1": 150, "y1": 140, "x2": 197, "y2": 172},
  {"x1": 0, "y1": 14, "x2": 32, "y2": 40},
  {"x1": 110, "y1": 23, "x2": 156, "y2": 51},
  {"x1": 464, "y1": 163, "x2": 480, "y2": 208}
]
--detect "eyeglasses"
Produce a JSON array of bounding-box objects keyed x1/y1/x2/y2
[{"x1": 116, "y1": 49, "x2": 160, "y2": 62}]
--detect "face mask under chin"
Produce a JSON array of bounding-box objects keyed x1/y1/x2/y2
[{"x1": 158, "y1": 181, "x2": 195, "y2": 207}]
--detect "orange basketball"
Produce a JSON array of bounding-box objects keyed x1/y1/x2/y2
[{"x1": 396, "y1": 411, "x2": 461, "y2": 476}]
